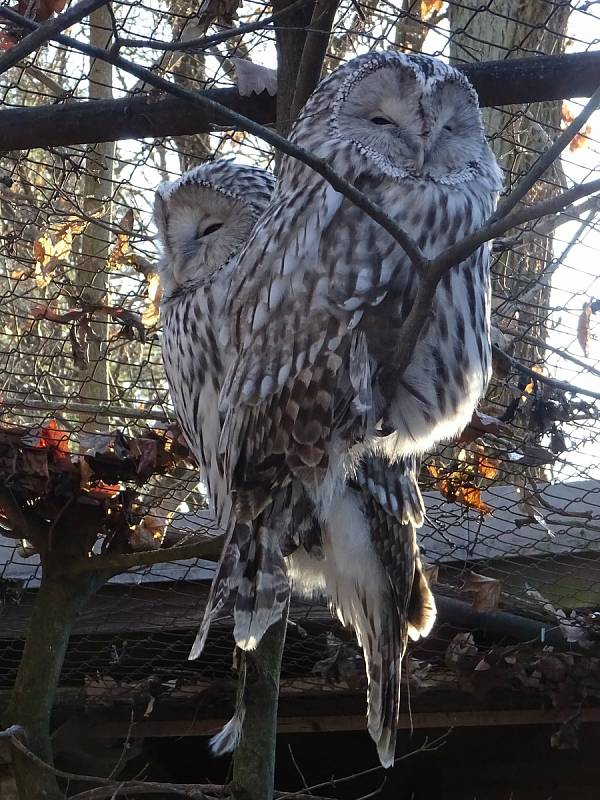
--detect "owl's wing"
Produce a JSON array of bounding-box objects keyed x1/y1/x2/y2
[
  {"x1": 220, "y1": 175, "x2": 415, "y2": 512},
  {"x1": 352, "y1": 455, "x2": 436, "y2": 766}
]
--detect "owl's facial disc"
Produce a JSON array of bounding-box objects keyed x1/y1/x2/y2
[
  {"x1": 338, "y1": 66, "x2": 429, "y2": 174},
  {"x1": 157, "y1": 183, "x2": 257, "y2": 294},
  {"x1": 337, "y1": 61, "x2": 488, "y2": 181},
  {"x1": 423, "y1": 78, "x2": 484, "y2": 180}
]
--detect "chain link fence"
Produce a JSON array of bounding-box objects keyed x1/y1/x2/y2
[{"x1": 0, "y1": 0, "x2": 599, "y2": 753}]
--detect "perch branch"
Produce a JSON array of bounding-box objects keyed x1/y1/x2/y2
[
  {"x1": 66, "y1": 533, "x2": 225, "y2": 575},
  {"x1": 1, "y1": 51, "x2": 599, "y2": 149},
  {"x1": 0, "y1": 0, "x2": 108, "y2": 74}
]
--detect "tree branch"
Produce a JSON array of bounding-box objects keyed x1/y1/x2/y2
[
  {"x1": 291, "y1": 0, "x2": 340, "y2": 119},
  {"x1": 1, "y1": 395, "x2": 171, "y2": 423},
  {"x1": 66, "y1": 532, "x2": 225, "y2": 575},
  {"x1": 492, "y1": 80, "x2": 600, "y2": 221},
  {"x1": 0, "y1": 0, "x2": 108, "y2": 75},
  {"x1": 276, "y1": 731, "x2": 450, "y2": 798},
  {"x1": 1, "y1": 51, "x2": 600, "y2": 150},
  {"x1": 491, "y1": 344, "x2": 600, "y2": 401},
  {"x1": 390, "y1": 178, "x2": 600, "y2": 378},
  {"x1": 116, "y1": 0, "x2": 311, "y2": 53},
  {"x1": 0, "y1": 5, "x2": 426, "y2": 268},
  {"x1": 496, "y1": 325, "x2": 600, "y2": 380}
]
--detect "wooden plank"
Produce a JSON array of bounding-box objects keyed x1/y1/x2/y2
[{"x1": 89, "y1": 707, "x2": 600, "y2": 739}]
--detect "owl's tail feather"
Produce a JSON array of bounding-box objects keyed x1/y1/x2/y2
[
  {"x1": 234, "y1": 522, "x2": 290, "y2": 651},
  {"x1": 352, "y1": 596, "x2": 404, "y2": 769},
  {"x1": 189, "y1": 522, "x2": 250, "y2": 661},
  {"x1": 209, "y1": 659, "x2": 247, "y2": 756},
  {"x1": 407, "y1": 558, "x2": 437, "y2": 641}
]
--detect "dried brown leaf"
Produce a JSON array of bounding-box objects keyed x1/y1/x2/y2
[
  {"x1": 231, "y1": 57, "x2": 277, "y2": 97},
  {"x1": 456, "y1": 409, "x2": 511, "y2": 444},
  {"x1": 461, "y1": 571, "x2": 502, "y2": 612},
  {"x1": 142, "y1": 273, "x2": 162, "y2": 328},
  {"x1": 577, "y1": 301, "x2": 593, "y2": 357}
]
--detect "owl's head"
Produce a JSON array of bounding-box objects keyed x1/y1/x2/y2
[
  {"x1": 154, "y1": 160, "x2": 275, "y2": 297},
  {"x1": 292, "y1": 51, "x2": 501, "y2": 188}
]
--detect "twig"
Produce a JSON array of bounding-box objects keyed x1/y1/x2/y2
[
  {"x1": 492, "y1": 344, "x2": 600, "y2": 401},
  {"x1": 497, "y1": 326, "x2": 600, "y2": 380},
  {"x1": 390, "y1": 178, "x2": 600, "y2": 376},
  {"x1": 117, "y1": 0, "x2": 311, "y2": 53},
  {"x1": 276, "y1": 731, "x2": 450, "y2": 798},
  {"x1": 1, "y1": 396, "x2": 171, "y2": 423},
  {"x1": 0, "y1": 0, "x2": 108, "y2": 75},
  {"x1": 66, "y1": 532, "x2": 225, "y2": 575},
  {"x1": 1, "y1": 726, "x2": 222, "y2": 797},
  {"x1": 491, "y1": 80, "x2": 600, "y2": 221}
]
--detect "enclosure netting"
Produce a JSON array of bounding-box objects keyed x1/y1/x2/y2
[{"x1": 0, "y1": 0, "x2": 599, "y2": 723}]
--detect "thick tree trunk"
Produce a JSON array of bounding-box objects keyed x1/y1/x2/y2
[
  {"x1": 449, "y1": 0, "x2": 570, "y2": 396},
  {"x1": 77, "y1": 7, "x2": 116, "y2": 431},
  {"x1": 445, "y1": 1, "x2": 571, "y2": 486},
  {"x1": 3, "y1": 505, "x2": 110, "y2": 799}
]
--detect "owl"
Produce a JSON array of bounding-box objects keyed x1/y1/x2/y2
[
  {"x1": 220, "y1": 51, "x2": 503, "y2": 519},
  {"x1": 155, "y1": 160, "x2": 436, "y2": 767}
]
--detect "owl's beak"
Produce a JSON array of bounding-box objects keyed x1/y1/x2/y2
[
  {"x1": 172, "y1": 262, "x2": 186, "y2": 287},
  {"x1": 406, "y1": 136, "x2": 425, "y2": 172}
]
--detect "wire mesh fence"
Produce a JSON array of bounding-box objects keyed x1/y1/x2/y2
[{"x1": 0, "y1": 0, "x2": 599, "y2": 742}]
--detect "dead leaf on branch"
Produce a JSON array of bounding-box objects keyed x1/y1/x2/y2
[
  {"x1": 107, "y1": 209, "x2": 137, "y2": 271},
  {"x1": 17, "y1": 0, "x2": 67, "y2": 22},
  {"x1": 420, "y1": 0, "x2": 443, "y2": 19},
  {"x1": 142, "y1": 273, "x2": 162, "y2": 329},
  {"x1": 561, "y1": 103, "x2": 593, "y2": 152},
  {"x1": 461, "y1": 571, "x2": 502, "y2": 612},
  {"x1": 199, "y1": 0, "x2": 242, "y2": 26},
  {"x1": 427, "y1": 464, "x2": 493, "y2": 515},
  {"x1": 32, "y1": 216, "x2": 88, "y2": 287},
  {"x1": 231, "y1": 57, "x2": 277, "y2": 97},
  {"x1": 577, "y1": 299, "x2": 599, "y2": 357},
  {"x1": 456, "y1": 409, "x2": 511, "y2": 445}
]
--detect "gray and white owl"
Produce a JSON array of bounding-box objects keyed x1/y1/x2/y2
[
  {"x1": 155, "y1": 159, "x2": 435, "y2": 767},
  {"x1": 220, "y1": 51, "x2": 503, "y2": 519}
]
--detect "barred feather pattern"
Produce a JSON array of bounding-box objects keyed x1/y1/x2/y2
[
  {"x1": 221, "y1": 51, "x2": 503, "y2": 517},
  {"x1": 288, "y1": 454, "x2": 435, "y2": 767},
  {"x1": 156, "y1": 160, "x2": 437, "y2": 767},
  {"x1": 155, "y1": 162, "x2": 298, "y2": 657}
]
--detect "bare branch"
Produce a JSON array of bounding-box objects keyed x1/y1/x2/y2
[
  {"x1": 117, "y1": 0, "x2": 311, "y2": 53},
  {"x1": 291, "y1": 0, "x2": 340, "y2": 119},
  {"x1": 1, "y1": 727, "x2": 223, "y2": 797},
  {"x1": 0, "y1": 0, "x2": 108, "y2": 75},
  {"x1": 497, "y1": 325, "x2": 600, "y2": 380},
  {"x1": 1, "y1": 396, "x2": 171, "y2": 423},
  {"x1": 390, "y1": 178, "x2": 600, "y2": 378},
  {"x1": 277, "y1": 731, "x2": 451, "y2": 798},
  {"x1": 492, "y1": 344, "x2": 600, "y2": 401},
  {"x1": 492, "y1": 80, "x2": 600, "y2": 221},
  {"x1": 67, "y1": 533, "x2": 225, "y2": 575},
  {"x1": 0, "y1": 8, "x2": 426, "y2": 266}
]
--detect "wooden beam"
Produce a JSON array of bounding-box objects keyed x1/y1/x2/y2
[
  {"x1": 89, "y1": 707, "x2": 600, "y2": 738},
  {"x1": 0, "y1": 51, "x2": 598, "y2": 151}
]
